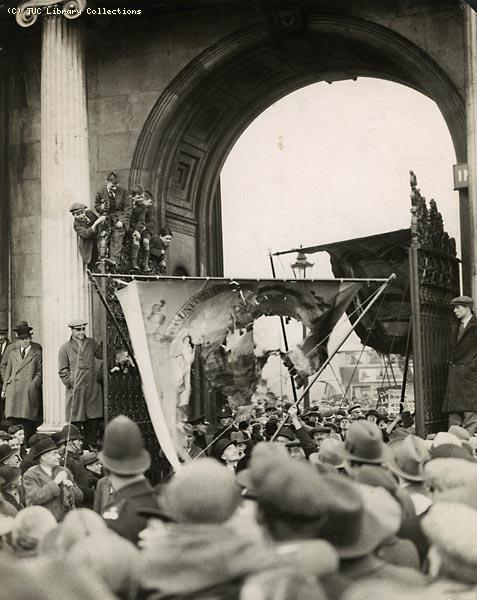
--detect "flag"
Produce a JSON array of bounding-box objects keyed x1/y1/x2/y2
[{"x1": 116, "y1": 277, "x2": 362, "y2": 463}]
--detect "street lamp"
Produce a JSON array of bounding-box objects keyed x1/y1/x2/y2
[
  {"x1": 291, "y1": 247, "x2": 314, "y2": 279},
  {"x1": 290, "y1": 246, "x2": 314, "y2": 409}
]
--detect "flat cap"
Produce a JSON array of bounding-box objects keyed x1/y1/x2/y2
[
  {"x1": 69, "y1": 202, "x2": 87, "y2": 213},
  {"x1": 450, "y1": 295, "x2": 473, "y2": 307},
  {"x1": 68, "y1": 318, "x2": 88, "y2": 328}
]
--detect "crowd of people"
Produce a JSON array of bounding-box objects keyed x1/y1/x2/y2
[
  {"x1": 70, "y1": 171, "x2": 173, "y2": 273},
  {"x1": 1, "y1": 394, "x2": 477, "y2": 600}
]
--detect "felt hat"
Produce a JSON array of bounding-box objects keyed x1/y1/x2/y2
[
  {"x1": 26, "y1": 432, "x2": 50, "y2": 448},
  {"x1": 422, "y1": 502, "x2": 477, "y2": 577},
  {"x1": 68, "y1": 531, "x2": 141, "y2": 598},
  {"x1": 14, "y1": 321, "x2": 33, "y2": 338},
  {"x1": 347, "y1": 464, "x2": 399, "y2": 495},
  {"x1": 162, "y1": 458, "x2": 241, "y2": 524},
  {"x1": 275, "y1": 426, "x2": 296, "y2": 441},
  {"x1": 12, "y1": 506, "x2": 57, "y2": 555},
  {"x1": 99, "y1": 415, "x2": 150, "y2": 475},
  {"x1": 217, "y1": 404, "x2": 233, "y2": 418},
  {"x1": 0, "y1": 444, "x2": 15, "y2": 465},
  {"x1": 448, "y1": 425, "x2": 471, "y2": 441},
  {"x1": 387, "y1": 435, "x2": 426, "y2": 482},
  {"x1": 58, "y1": 423, "x2": 82, "y2": 444},
  {"x1": 230, "y1": 431, "x2": 248, "y2": 444},
  {"x1": 186, "y1": 414, "x2": 209, "y2": 426},
  {"x1": 309, "y1": 437, "x2": 346, "y2": 469},
  {"x1": 342, "y1": 421, "x2": 387, "y2": 465},
  {"x1": 68, "y1": 318, "x2": 88, "y2": 329},
  {"x1": 285, "y1": 440, "x2": 302, "y2": 448},
  {"x1": 0, "y1": 430, "x2": 12, "y2": 441},
  {"x1": 249, "y1": 442, "x2": 393, "y2": 559},
  {"x1": 424, "y1": 457, "x2": 477, "y2": 491},
  {"x1": 365, "y1": 409, "x2": 379, "y2": 419},
  {"x1": 212, "y1": 437, "x2": 237, "y2": 460},
  {"x1": 0, "y1": 466, "x2": 20, "y2": 491},
  {"x1": 58, "y1": 508, "x2": 109, "y2": 552},
  {"x1": 436, "y1": 479, "x2": 477, "y2": 509},
  {"x1": 432, "y1": 431, "x2": 462, "y2": 447},
  {"x1": 31, "y1": 437, "x2": 59, "y2": 460},
  {"x1": 311, "y1": 425, "x2": 331, "y2": 435},
  {"x1": 80, "y1": 451, "x2": 100, "y2": 467},
  {"x1": 428, "y1": 443, "x2": 475, "y2": 462},
  {"x1": 13, "y1": 320, "x2": 33, "y2": 332},
  {"x1": 69, "y1": 202, "x2": 87, "y2": 213},
  {"x1": 450, "y1": 295, "x2": 473, "y2": 307}
]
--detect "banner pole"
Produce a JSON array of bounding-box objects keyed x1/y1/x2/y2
[
  {"x1": 268, "y1": 250, "x2": 299, "y2": 404},
  {"x1": 86, "y1": 270, "x2": 139, "y2": 372}
]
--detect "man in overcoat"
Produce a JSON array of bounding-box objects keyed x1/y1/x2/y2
[
  {"x1": 443, "y1": 295, "x2": 477, "y2": 434},
  {"x1": 0, "y1": 326, "x2": 10, "y2": 420},
  {"x1": 1, "y1": 322, "x2": 42, "y2": 443},
  {"x1": 58, "y1": 319, "x2": 103, "y2": 450}
]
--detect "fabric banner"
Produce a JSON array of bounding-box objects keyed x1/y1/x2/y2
[{"x1": 116, "y1": 278, "x2": 362, "y2": 462}]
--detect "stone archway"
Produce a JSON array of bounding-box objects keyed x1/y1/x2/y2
[{"x1": 130, "y1": 13, "x2": 465, "y2": 277}]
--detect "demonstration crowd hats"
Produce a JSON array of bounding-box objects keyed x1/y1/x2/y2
[
  {"x1": 0, "y1": 444, "x2": 16, "y2": 465},
  {"x1": 450, "y1": 295, "x2": 473, "y2": 307},
  {"x1": 275, "y1": 427, "x2": 296, "y2": 441},
  {"x1": 310, "y1": 437, "x2": 346, "y2": 470},
  {"x1": 388, "y1": 435, "x2": 426, "y2": 482},
  {"x1": 99, "y1": 415, "x2": 150, "y2": 475},
  {"x1": 80, "y1": 451, "x2": 100, "y2": 467},
  {"x1": 32, "y1": 437, "x2": 59, "y2": 460},
  {"x1": 58, "y1": 424, "x2": 82, "y2": 445},
  {"x1": 68, "y1": 318, "x2": 88, "y2": 329},
  {"x1": 249, "y1": 442, "x2": 395, "y2": 559},
  {"x1": 162, "y1": 458, "x2": 241, "y2": 524},
  {"x1": 342, "y1": 421, "x2": 387, "y2": 465},
  {"x1": 0, "y1": 430, "x2": 12, "y2": 441},
  {"x1": 212, "y1": 438, "x2": 237, "y2": 460},
  {"x1": 13, "y1": 321, "x2": 33, "y2": 332},
  {"x1": 0, "y1": 466, "x2": 20, "y2": 490},
  {"x1": 69, "y1": 202, "x2": 87, "y2": 213}
]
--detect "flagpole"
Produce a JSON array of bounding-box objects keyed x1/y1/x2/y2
[{"x1": 268, "y1": 250, "x2": 299, "y2": 404}]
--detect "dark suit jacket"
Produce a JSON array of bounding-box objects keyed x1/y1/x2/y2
[
  {"x1": 95, "y1": 185, "x2": 131, "y2": 229},
  {"x1": 102, "y1": 477, "x2": 160, "y2": 545},
  {"x1": 444, "y1": 315, "x2": 477, "y2": 413}
]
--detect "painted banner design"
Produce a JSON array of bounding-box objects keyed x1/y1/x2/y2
[{"x1": 116, "y1": 278, "x2": 363, "y2": 466}]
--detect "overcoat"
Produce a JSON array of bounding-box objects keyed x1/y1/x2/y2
[
  {"x1": 58, "y1": 337, "x2": 103, "y2": 422},
  {"x1": 443, "y1": 315, "x2": 477, "y2": 413},
  {"x1": 73, "y1": 210, "x2": 99, "y2": 264},
  {"x1": 2, "y1": 345, "x2": 42, "y2": 421}
]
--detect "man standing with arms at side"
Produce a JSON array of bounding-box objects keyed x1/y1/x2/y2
[
  {"x1": 58, "y1": 319, "x2": 103, "y2": 450},
  {"x1": 1, "y1": 322, "x2": 42, "y2": 443},
  {"x1": 0, "y1": 326, "x2": 10, "y2": 420},
  {"x1": 443, "y1": 295, "x2": 477, "y2": 435}
]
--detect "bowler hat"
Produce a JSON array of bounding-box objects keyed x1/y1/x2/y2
[
  {"x1": 58, "y1": 424, "x2": 82, "y2": 444},
  {"x1": 0, "y1": 466, "x2": 20, "y2": 490},
  {"x1": 99, "y1": 415, "x2": 150, "y2": 475},
  {"x1": 0, "y1": 444, "x2": 15, "y2": 465},
  {"x1": 68, "y1": 318, "x2": 88, "y2": 329},
  {"x1": 230, "y1": 431, "x2": 248, "y2": 444},
  {"x1": 450, "y1": 295, "x2": 473, "y2": 307},
  {"x1": 342, "y1": 421, "x2": 387, "y2": 465},
  {"x1": 69, "y1": 202, "x2": 87, "y2": 213},
  {"x1": 212, "y1": 438, "x2": 237, "y2": 460},
  {"x1": 31, "y1": 437, "x2": 58, "y2": 460}
]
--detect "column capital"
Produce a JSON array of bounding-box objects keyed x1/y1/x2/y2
[{"x1": 15, "y1": 0, "x2": 86, "y2": 27}]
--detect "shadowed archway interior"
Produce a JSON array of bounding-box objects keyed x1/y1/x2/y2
[{"x1": 130, "y1": 13, "x2": 465, "y2": 277}]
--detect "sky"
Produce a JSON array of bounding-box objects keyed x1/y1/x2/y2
[{"x1": 220, "y1": 77, "x2": 459, "y2": 401}]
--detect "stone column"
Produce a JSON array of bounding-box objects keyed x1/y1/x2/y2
[
  {"x1": 40, "y1": 14, "x2": 90, "y2": 428},
  {"x1": 466, "y1": 6, "x2": 477, "y2": 300}
]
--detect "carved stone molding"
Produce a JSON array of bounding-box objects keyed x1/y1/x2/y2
[{"x1": 15, "y1": 0, "x2": 86, "y2": 27}]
